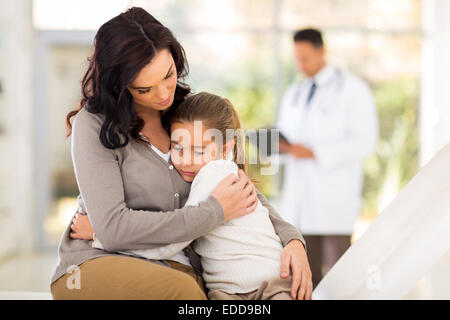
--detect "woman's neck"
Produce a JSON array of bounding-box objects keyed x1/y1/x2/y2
[
  {"x1": 135, "y1": 105, "x2": 165, "y2": 131},
  {"x1": 136, "y1": 104, "x2": 161, "y2": 121},
  {"x1": 135, "y1": 105, "x2": 170, "y2": 152}
]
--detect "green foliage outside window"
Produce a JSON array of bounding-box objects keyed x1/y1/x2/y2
[{"x1": 218, "y1": 60, "x2": 419, "y2": 218}]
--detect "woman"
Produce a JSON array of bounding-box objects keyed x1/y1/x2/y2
[{"x1": 50, "y1": 7, "x2": 312, "y2": 300}]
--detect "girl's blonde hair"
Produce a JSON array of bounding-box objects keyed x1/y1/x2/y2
[{"x1": 165, "y1": 92, "x2": 247, "y2": 173}]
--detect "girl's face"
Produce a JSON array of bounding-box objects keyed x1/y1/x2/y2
[
  {"x1": 170, "y1": 121, "x2": 234, "y2": 182},
  {"x1": 127, "y1": 48, "x2": 178, "y2": 113}
]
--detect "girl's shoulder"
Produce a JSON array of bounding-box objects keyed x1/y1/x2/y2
[
  {"x1": 191, "y1": 160, "x2": 239, "y2": 187},
  {"x1": 199, "y1": 159, "x2": 238, "y2": 175}
]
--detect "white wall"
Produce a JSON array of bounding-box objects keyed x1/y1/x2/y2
[
  {"x1": 412, "y1": 0, "x2": 450, "y2": 299},
  {"x1": 420, "y1": 0, "x2": 450, "y2": 165},
  {"x1": 0, "y1": 0, "x2": 34, "y2": 257}
]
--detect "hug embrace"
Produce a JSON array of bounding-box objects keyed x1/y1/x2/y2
[{"x1": 50, "y1": 7, "x2": 313, "y2": 300}]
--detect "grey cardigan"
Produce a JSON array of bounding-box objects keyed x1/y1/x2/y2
[{"x1": 50, "y1": 107, "x2": 306, "y2": 284}]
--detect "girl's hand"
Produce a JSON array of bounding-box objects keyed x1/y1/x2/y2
[
  {"x1": 280, "y1": 239, "x2": 313, "y2": 300},
  {"x1": 70, "y1": 210, "x2": 94, "y2": 240},
  {"x1": 210, "y1": 169, "x2": 258, "y2": 221}
]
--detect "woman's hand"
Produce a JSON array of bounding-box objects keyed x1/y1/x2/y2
[
  {"x1": 70, "y1": 210, "x2": 94, "y2": 240},
  {"x1": 210, "y1": 169, "x2": 258, "y2": 222},
  {"x1": 280, "y1": 239, "x2": 313, "y2": 300}
]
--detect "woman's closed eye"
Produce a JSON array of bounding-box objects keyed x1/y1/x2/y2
[
  {"x1": 138, "y1": 88, "x2": 151, "y2": 94},
  {"x1": 137, "y1": 71, "x2": 174, "y2": 94}
]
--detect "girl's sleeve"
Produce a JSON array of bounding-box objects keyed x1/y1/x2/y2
[
  {"x1": 71, "y1": 110, "x2": 224, "y2": 252},
  {"x1": 184, "y1": 160, "x2": 239, "y2": 207}
]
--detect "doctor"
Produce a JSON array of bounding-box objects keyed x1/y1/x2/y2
[{"x1": 276, "y1": 28, "x2": 378, "y2": 288}]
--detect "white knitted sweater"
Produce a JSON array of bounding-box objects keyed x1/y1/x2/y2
[{"x1": 93, "y1": 159, "x2": 283, "y2": 293}]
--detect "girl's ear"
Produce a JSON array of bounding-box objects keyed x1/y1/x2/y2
[{"x1": 223, "y1": 141, "x2": 235, "y2": 159}]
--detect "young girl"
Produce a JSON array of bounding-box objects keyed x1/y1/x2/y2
[{"x1": 92, "y1": 92, "x2": 293, "y2": 300}]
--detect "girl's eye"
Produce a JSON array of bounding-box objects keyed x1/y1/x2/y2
[
  {"x1": 172, "y1": 144, "x2": 183, "y2": 151},
  {"x1": 194, "y1": 151, "x2": 204, "y2": 155}
]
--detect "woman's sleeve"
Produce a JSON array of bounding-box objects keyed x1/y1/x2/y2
[
  {"x1": 71, "y1": 110, "x2": 225, "y2": 252},
  {"x1": 256, "y1": 189, "x2": 307, "y2": 251}
]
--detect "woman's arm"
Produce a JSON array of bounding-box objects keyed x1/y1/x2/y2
[{"x1": 71, "y1": 109, "x2": 226, "y2": 252}]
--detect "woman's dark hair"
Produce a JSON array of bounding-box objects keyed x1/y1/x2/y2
[{"x1": 66, "y1": 7, "x2": 191, "y2": 149}]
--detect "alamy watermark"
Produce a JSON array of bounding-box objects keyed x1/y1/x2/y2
[
  {"x1": 366, "y1": 264, "x2": 381, "y2": 290},
  {"x1": 66, "y1": 265, "x2": 81, "y2": 290},
  {"x1": 171, "y1": 121, "x2": 282, "y2": 175}
]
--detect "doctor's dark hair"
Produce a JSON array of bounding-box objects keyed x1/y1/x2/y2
[
  {"x1": 293, "y1": 28, "x2": 324, "y2": 48},
  {"x1": 166, "y1": 92, "x2": 248, "y2": 173},
  {"x1": 65, "y1": 7, "x2": 191, "y2": 149}
]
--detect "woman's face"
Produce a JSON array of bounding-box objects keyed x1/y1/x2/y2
[{"x1": 127, "y1": 48, "x2": 178, "y2": 113}]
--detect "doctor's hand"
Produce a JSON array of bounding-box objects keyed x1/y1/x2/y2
[
  {"x1": 278, "y1": 139, "x2": 292, "y2": 154},
  {"x1": 281, "y1": 142, "x2": 315, "y2": 159},
  {"x1": 280, "y1": 239, "x2": 313, "y2": 300}
]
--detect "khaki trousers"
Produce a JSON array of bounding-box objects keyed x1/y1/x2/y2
[
  {"x1": 50, "y1": 256, "x2": 207, "y2": 300},
  {"x1": 207, "y1": 276, "x2": 293, "y2": 300}
]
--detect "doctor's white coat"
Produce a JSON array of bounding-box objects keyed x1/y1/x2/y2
[{"x1": 276, "y1": 65, "x2": 378, "y2": 235}]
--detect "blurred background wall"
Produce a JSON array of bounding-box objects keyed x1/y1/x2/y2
[{"x1": 0, "y1": 0, "x2": 448, "y2": 297}]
